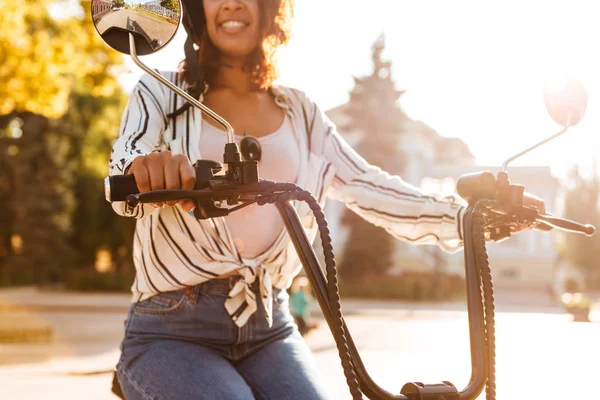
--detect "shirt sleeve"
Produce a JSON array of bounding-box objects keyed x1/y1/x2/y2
[
  {"x1": 300, "y1": 91, "x2": 467, "y2": 253},
  {"x1": 108, "y1": 72, "x2": 169, "y2": 219}
]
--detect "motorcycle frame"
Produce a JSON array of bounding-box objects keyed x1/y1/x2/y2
[{"x1": 276, "y1": 201, "x2": 488, "y2": 400}]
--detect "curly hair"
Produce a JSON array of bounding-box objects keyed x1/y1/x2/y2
[{"x1": 181, "y1": 0, "x2": 294, "y2": 91}]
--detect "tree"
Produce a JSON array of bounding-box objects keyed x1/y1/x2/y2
[
  {"x1": 160, "y1": 0, "x2": 180, "y2": 13},
  {"x1": 343, "y1": 35, "x2": 408, "y2": 175},
  {"x1": 338, "y1": 35, "x2": 408, "y2": 282},
  {"x1": 0, "y1": 1, "x2": 124, "y2": 118},
  {"x1": 61, "y1": 89, "x2": 136, "y2": 273},
  {"x1": 560, "y1": 166, "x2": 600, "y2": 289},
  {"x1": 0, "y1": 1, "x2": 128, "y2": 285}
]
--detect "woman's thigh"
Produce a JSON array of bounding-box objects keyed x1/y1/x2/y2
[
  {"x1": 117, "y1": 338, "x2": 254, "y2": 400},
  {"x1": 235, "y1": 330, "x2": 330, "y2": 400}
]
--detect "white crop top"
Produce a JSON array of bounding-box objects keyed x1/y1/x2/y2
[{"x1": 200, "y1": 115, "x2": 300, "y2": 258}]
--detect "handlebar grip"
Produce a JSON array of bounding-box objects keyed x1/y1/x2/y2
[{"x1": 105, "y1": 175, "x2": 139, "y2": 202}]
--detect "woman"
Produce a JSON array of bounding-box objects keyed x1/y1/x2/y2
[{"x1": 109, "y1": 1, "x2": 543, "y2": 398}]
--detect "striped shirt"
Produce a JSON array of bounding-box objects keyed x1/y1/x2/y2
[{"x1": 108, "y1": 71, "x2": 466, "y2": 327}]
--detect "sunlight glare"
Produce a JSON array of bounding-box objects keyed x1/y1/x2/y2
[{"x1": 118, "y1": 1, "x2": 600, "y2": 175}]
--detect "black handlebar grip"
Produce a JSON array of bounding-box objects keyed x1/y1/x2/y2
[{"x1": 107, "y1": 174, "x2": 139, "y2": 202}]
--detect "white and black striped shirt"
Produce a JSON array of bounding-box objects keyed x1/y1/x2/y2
[{"x1": 109, "y1": 71, "x2": 466, "y2": 327}]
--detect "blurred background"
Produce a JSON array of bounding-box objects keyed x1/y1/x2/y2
[{"x1": 1, "y1": 1, "x2": 599, "y2": 399}]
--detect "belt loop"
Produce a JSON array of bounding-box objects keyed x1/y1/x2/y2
[
  {"x1": 184, "y1": 286, "x2": 193, "y2": 303},
  {"x1": 186, "y1": 284, "x2": 200, "y2": 304},
  {"x1": 228, "y1": 276, "x2": 236, "y2": 291},
  {"x1": 196, "y1": 281, "x2": 205, "y2": 298}
]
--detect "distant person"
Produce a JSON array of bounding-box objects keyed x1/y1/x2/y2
[
  {"x1": 109, "y1": 0, "x2": 546, "y2": 398},
  {"x1": 290, "y1": 277, "x2": 314, "y2": 335}
]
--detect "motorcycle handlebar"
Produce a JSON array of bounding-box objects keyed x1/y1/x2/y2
[
  {"x1": 105, "y1": 175, "x2": 139, "y2": 202},
  {"x1": 105, "y1": 174, "x2": 595, "y2": 238}
]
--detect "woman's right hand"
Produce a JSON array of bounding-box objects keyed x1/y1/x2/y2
[{"x1": 127, "y1": 151, "x2": 196, "y2": 212}]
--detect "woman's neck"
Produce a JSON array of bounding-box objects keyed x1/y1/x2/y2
[{"x1": 210, "y1": 56, "x2": 259, "y2": 94}]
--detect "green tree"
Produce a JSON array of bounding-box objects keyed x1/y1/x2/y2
[
  {"x1": 160, "y1": 0, "x2": 180, "y2": 13},
  {"x1": 560, "y1": 166, "x2": 600, "y2": 289},
  {"x1": 61, "y1": 89, "x2": 135, "y2": 274},
  {"x1": 0, "y1": 1, "x2": 128, "y2": 285},
  {"x1": 338, "y1": 35, "x2": 408, "y2": 282},
  {"x1": 0, "y1": 1, "x2": 123, "y2": 117}
]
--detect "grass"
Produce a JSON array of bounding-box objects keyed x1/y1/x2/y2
[{"x1": 132, "y1": 7, "x2": 178, "y2": 25}]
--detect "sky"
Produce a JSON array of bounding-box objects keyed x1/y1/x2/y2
[{"x1": 118, "y1": 0, "x2": 600, "y2": 178}]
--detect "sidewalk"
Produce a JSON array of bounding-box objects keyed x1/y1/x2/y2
[
  {"x1": 0, "y1": 287, "x2": 132, "y2": 313},
  {"x1": 1, "y1": 287, "x2": 593, "y2": 400}
]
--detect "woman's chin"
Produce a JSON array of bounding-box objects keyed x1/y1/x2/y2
[
  {"x1": 214, "y1": 36, "x2": 259, "y2": 60},
  {"x1": 218, "y1": 47, "x2": 258, "y2": 63}
]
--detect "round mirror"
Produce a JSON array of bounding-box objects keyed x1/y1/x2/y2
[
  {"x1": 544, "y1": 79, "x2": 588, "y2": 127},
  {"x1": 92, "y1": 0, "x2": 181, "y2": 56}
]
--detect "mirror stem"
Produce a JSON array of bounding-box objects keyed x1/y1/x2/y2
[
  {"x1": 500, "y1": 112, "x2": 572, "y2": 172},
  {"x1": 128, "y1": 33, "x2": 236, "y2": 144}
]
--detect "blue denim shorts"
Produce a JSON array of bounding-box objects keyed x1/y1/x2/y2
[{"x1": 116, "y1": 276, "x2": 330, "y2": 399}]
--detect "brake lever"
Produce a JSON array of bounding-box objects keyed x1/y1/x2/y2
[
  {"x1": 536, "y1": 214, "x2": 595, "y2": 236},
  {"x1": 481, "y1": 203, "x2": 558, "y2": 241}
]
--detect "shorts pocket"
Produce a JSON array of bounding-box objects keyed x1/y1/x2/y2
[{"x1": 133, "y1": 290, "x2": 186, "y2": 315}]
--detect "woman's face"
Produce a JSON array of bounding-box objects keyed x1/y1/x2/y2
[{"x1": 202, "y1": 0, "x2": 262, "y2": 61}]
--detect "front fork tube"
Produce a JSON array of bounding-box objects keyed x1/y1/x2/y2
[{"x1": 275, "y1": 201, "x2": 489, "y2": 400}]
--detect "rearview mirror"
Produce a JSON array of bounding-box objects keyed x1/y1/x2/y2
[
  {"x1": 501, "y1": 79, "x2": 588, "y2": 171},
  {"x1": 91, "y1": 0, "x2": 181, "y2": 56},
  {"x1": 544, "y1": 79, "x2": 588, "y2": 127},
  {"x1": 92, "y1": 0, "x2": 235, "y2": 143}
]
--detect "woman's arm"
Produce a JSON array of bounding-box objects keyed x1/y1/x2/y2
[
  {"x1": 299, "y1": 92, "x2": 466, "y2": 253},
  {"x1": 109, "y1": 73, "x2": 169, "y2": 218}
]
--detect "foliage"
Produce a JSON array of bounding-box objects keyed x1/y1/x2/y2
[
  {"x1": 343, "y1": 34, "x2": 407, "y2": 176},
  {"x1": 0, "y1": 112, "x2": 75, "y2": 285},
  {"x1": 160, "y1": 0, "x2": 180, "y2": 13},
  {"x1": 0, "y1": 0, "x2": 124, "y2": 118},
  {"x1": 560, "y1": 166, "x2": 600, "y2": 289},
  {"x1": 59, "y1": 88, "x2": 136, "y2": 272},
  {"x1": 0, "y1": 1, "x2": 134, "y2": 286},
  {"x1": 338, "y1": 35, "x2": 408, "y2": 281}
]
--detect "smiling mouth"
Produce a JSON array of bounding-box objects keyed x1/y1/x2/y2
[{"x1": 219, "y1": 20, "x2": 250, "y2": 32}]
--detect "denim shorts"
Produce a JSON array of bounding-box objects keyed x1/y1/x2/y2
[{"x1": 116, "y1": 276, "x2": 330, "y2": 399}]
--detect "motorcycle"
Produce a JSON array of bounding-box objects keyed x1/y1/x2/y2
[{"x1": 93, "y1": 3, "x2": 594, "y2": 399}]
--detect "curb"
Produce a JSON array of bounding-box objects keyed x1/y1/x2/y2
[
  {"x1": 0, "y1": 327, "x2": 53, "y2": 343},
  {"x1": 0, "y1": 303, "x2": 130, "y2": 314}
]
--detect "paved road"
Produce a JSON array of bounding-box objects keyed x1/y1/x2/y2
[
  {"x1": 1, "y1": 306, "x2": 599, "y2": 399},
  {"x1": 95, "y1": 9, "x2": 177, "y2": 48}
]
